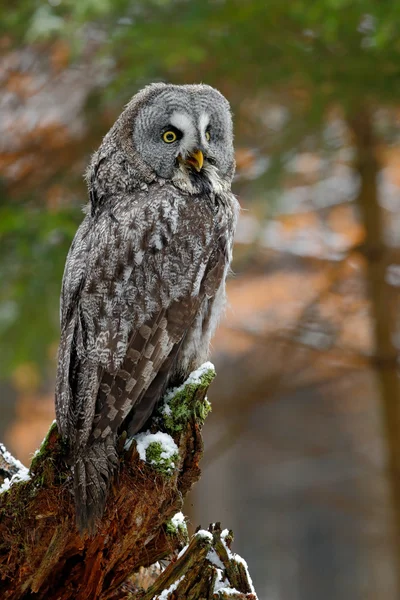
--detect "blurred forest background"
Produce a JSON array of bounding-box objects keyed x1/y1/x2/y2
[{"x1": 2, "y1": 1, "x2": 400, "y2": 598}]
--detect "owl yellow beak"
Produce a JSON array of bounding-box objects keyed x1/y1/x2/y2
[{"x1": 184, "y1": 150, "x2": 204, "y2": 172}]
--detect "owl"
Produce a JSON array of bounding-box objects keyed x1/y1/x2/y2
[{"x1": 55, "y1": 83, "x2": 239, "y2": 533}]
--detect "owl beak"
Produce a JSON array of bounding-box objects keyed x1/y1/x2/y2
[{"x1": 185, "y1": 150, "x2": 204, "y2": 172}]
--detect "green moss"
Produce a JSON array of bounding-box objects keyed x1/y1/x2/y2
[
  {"x1": 165, "y1": 514, "x2": 189, "y2": 545},
  {"x1": 0, "y1": 422, "x2": 67, "y2": 506},
  {"x1": 29, "y1": 422, "x2": 58, "y2": 473},
  {"x1": 160, "y1": 367, "x2": 215, "y2": 433},
  {"x1": 165, "y1": 520, "x2": 177, "y2": 536},
  {"x1": 29, "y1": 421, "x2": 68, "y2": 487},
  {"x1": 145, "y1": 442, "x2": 178, "y2": 477},
  {"x1": 165, "y1": 516, "x2": 187, "y2": 536}
]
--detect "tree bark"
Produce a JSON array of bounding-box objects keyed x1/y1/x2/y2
[
  {"x1": 350, "y1": 108, "x2": 400, "y2": 593},
  {"x1": 0, "y1": 364, "x2": 257, "y2": 599}
]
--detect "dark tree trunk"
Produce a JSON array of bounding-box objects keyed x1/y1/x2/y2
[{"x1": 350, "y1": 108, "x2": 400, "y2": 594}]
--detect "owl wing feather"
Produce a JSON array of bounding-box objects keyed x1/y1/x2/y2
[
  {"x1": 90, "y1": 245, "x2": 224, "y2": 440},
  {"x1": 55, "y1": 185, "x2": 225, "y2": 532}
]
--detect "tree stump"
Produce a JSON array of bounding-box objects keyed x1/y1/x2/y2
[{"x1": 0, "y1": 364, "x2": 258, "y2": 599}]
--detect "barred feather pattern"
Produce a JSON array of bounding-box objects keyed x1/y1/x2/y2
[{"x1": 55, "y1": 83, "x2": 239, "y2": 533}]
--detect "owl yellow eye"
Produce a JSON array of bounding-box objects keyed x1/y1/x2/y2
[
  {"x1": 163, "y1": 130, "x2": 177, "y2": 143},
  {"x1": 205, "y1": 131, "x2": 211, "y2": 141}
]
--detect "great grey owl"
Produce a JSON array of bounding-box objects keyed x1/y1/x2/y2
[{"x1": 55, "y1": 83, "x2": 239, "y2": 533}]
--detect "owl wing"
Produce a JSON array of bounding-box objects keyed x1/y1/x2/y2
[{"x1": 55, "y1": 185, "x2": 226, "y2": 451}]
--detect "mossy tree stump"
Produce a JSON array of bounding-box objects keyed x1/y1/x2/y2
[{"x1": 0, "y1": 364, "x2": 257, "y2": 600}]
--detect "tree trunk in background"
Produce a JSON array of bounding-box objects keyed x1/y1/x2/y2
[{"x1": 350, "y1": 109, "x2": 400, "y2": 596}]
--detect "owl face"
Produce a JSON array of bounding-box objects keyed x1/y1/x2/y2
[{"x1": 132, "y1": 84, "x2": 235, "y2": 183}]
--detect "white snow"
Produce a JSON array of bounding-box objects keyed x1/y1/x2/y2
[
  {"x1": 233, "y1": 554, "x2": 257, "y2": 597},
  {"x1": 162, "y1": 362, "x2": 215, "y2": 405},
  {"x1": 173, "y1": 527, "x2": 257, "y2": 598},
  {"x1": 195, "y1": 529, "x2": 213, "y2": 542},
  {"x1": 207, "y1": 549, "x2": 225, "y2": 570},
  {"x1": 0, "y1": 467, "x2": 30, "y2": 494},
  {"x1": 213, "y1": 568, "x2": 228, "y2": 592},
  {"x1": 171, "y1": 511, "x2": 187, "y2": 530},
  {"x1": 177, "y1": 544, "x2": 189, "y2": 559},
  {"x1": 215, "y1": 587, "x2": 243, "y2": 596},
  {"x1": 0, "y1": 443, "x2": 27, "y2": 473},
  {"x1": 163, "y1": 404, "x2": 172, "y2": 417},
  {"x1": 130, "y1": 431, "x2": 178, "y2": 473},
  {"x1": 220, "y1": 529, "x2": 233, "y2": 557},
  {"x1": 155, "y1": 575, "x2": 184, "y2": 599},
  {"x1": 0, "y1": 443, "x2": 30, "y2": 493},
  {"x1": 220, "y1": 529, "x2": 258, "y2": 598}
]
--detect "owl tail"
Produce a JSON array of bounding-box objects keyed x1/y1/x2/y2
[{"x1": 73, "y1": 436, "x2": 118, "y2": 535}]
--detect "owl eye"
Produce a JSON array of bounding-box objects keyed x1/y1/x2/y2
[
  {"x1": 205, "y1": 130, "x2": 211, "y2": 141},
  {"x1": 163, "y1": 130, "x2": 177, "y2": 143}
]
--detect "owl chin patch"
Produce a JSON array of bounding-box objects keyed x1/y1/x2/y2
[{"x1": 188, "y1": 168, "x2": 214, "y2": 197}]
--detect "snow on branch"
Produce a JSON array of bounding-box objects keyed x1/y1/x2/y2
[{"x1": 138, "y1": 523, "x2": 258, "y2": 599}]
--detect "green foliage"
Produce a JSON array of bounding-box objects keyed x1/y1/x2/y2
[
  {"x1": 1, "y1": 0, "x2": 399, "y2": 382},
  {"x1": 0, "y1": 204, "x2": 81, "y2": 379},
  {"x1": 14, "y1": 0, "x2": 400, "y2": 108}
]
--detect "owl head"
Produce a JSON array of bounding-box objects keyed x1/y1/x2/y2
[
  {"x1": 92, "y1": 83, "x2": 235, "y2": 200},
  {"x1": 131, "y1": 82, "x2": 235, "y2": 183}
]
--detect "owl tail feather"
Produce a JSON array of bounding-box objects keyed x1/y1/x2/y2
[{"x1": 73, "y1": 436, "x2": 118, "y2": 535}]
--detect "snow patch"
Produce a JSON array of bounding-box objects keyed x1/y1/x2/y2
[
  {"x1": 163, "y1": 404, "x2": 172, "y2": 417},
  {"x1": 134, "y1": 431, "x2": 178, "y2": 468},
  {"x1": 177, "y1": 544, "x2": 189, "y2": 559},
  {"x1": 207, "y1": 549, "x2": 224, "y2": 570},
  {"x1": 0, "y1": 466, "x2": 30, "y2": 494},
  {"x1": 163, "y1": 362, "x2": 215, "y2": 405},
  {"x1": 221, "y1": 529, "x2": 257, "y2": 597},
  {"x1": 0, "y1": 443, "x2": 27, "y2": 474},
  {"x1": 221, "y1": 529, "x2": 233, "y2": 558},
  {"x1": 234, "y1": 554, "x2": 257, "y2": 597},
  {"x1": 0, "y1": 443, "x2": 30, "y2": 493},
  {"x1": 171, "y1": 511, "x2": 186, "y2": 530},
  {"x1": 195, "y1": 529, "x2": 213, "y2": 542},
  {"x1": 127, "y1": 431, "x2": 178, "y2": 474},
  {"x1": 155, "y1": 575, "x2": 184, "y2": 599},
  {"x1": 215, "y1": 587, "x2": 243, "y2": 596},
  {"x1": 213, "y1": 568, "x2": 228, "y2": 592}
]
